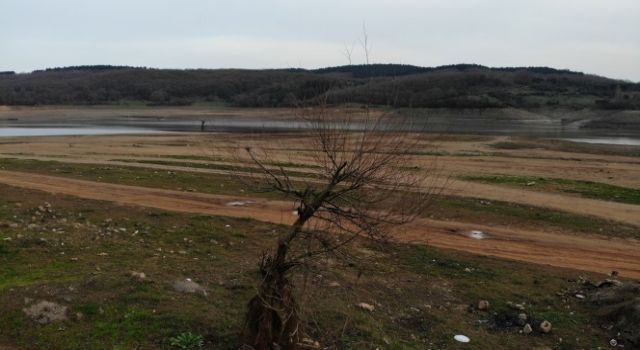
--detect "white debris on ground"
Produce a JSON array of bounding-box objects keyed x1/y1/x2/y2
[
  {"x1": 171, "y1": 278, "x2": 208, "y2": 296},
  {"x1": 467, "y1": 230, "x2": 488, "y2": 240},
  {"x1": 454, "y1": 334, "x2": 470, "y2": 343},
  {"x1": 357, "y1": 302, "x2": 375, "y2": 312},
  {"x1": 225, "y1": 200, "x2": 253, "y2": 206}
]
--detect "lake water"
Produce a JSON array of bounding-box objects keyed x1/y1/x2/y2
[
  {"x1": 1, "y1": 123, "x2": 640, "y2": 147},
  {"x1": 0, "y1": 126, "x2": 162, "y2": 137},
  {"x1": 561, "y1": 137, "x2": 640, "y2": 146}
]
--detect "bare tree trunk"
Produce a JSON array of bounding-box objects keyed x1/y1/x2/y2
[{"x1": 240, "y1": 216, "x2": 310, "y2": 349}]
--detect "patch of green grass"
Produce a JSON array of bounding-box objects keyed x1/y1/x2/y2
[
  {"x1": 397, "y1": 244, "x2": 604, "y2": 349},
  {"x1": 432, "y1": 195, "x2": 640, "y2": 239},
  {"x1": 1, "y1": 157, "x2": 636, "y2": 239},
  {"x1": 462, "y1": 174, "x2": 640, "y2": 205},
  {"x1": 0, "y1": 260, "x2": 78, "y2": 290},
  {"x1": 0, "y1": 183, "x2": 615, "y2": 349},
  {"x1": 490, "y1": 138, "x2": 640, "y2": 158},
  {"x1": 0, "y1": 157, "x2": 275, "y2": 198},
  {"x1": 0, "y1": 242, "x2": 9, "y2": 256}
]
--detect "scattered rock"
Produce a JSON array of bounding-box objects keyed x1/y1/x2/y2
[
  {"x1": 357, "y1": 302, "x2": 375, "y2": 312},
  {"x1": 171, "y1": 278, "x2": 207, "y2": 296},
  {"x1": 517, "y1": 313, "x2": 528, "y2": 326},
  {"x1": 590, "y1": 281, "x2": 640, "y2": 346},
  {"x1": 523, "y1": 323, "x2": 533, "y2": 334},
  {"x1": 130, "y1": 271, "x2": 146, "y2": 282},
  {"x1": 477, "y1": 300, "x2": 490, "y2": 311},
  {"x1": 507, "y1": 301, "x2": 526, "y2": 311},
  {"x1": 539, "y1": 320, "x2": 552, "y2": 333},
  {"x1": 23, "y1": 301, "x2": 68, "y2": 324}
]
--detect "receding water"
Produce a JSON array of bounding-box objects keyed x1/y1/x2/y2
[
  {"x1": 0, "y1": 126, "x2": 163, "y2": 137},
  {"x1": 562, "y1": 137, "x2": 640, "y2": 146}
]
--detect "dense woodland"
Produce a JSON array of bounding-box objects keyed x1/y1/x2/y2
[{"x1": 1, "y1": 64, "x2": 639, "y2": 109}]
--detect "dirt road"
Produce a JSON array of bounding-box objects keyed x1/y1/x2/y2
[
  {"x1": 0, "y1": 170, "x2": 638, "y2": 278},
  {"x1": 2, "y1": 153, "x2": 640, "y2": 227}
]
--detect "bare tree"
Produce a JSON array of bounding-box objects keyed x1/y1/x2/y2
[
  {"x1": 237, "y1": 103, "x2": 433, "y2": 349},
  {"x1": 360, "y1": 22, "x2": 371, "y2": 65},
  {"x1": 341, "y1": 41, "x2": 356, "y2": 65}
]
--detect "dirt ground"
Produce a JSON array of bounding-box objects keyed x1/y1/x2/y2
[
  {"x1": 0, "y1": 129, "x2": 639, "y2": 278},
  {"x1": 0, "y1": 169, "x2": 637, "y2": 278}
]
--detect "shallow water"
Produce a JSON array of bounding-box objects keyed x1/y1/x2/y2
[
  {"x1": 561, "y1": 137, "x2": 640, "y2": 146},
  {"x1": 0, "y1": 126, "x2": 162, "y2": 137}
]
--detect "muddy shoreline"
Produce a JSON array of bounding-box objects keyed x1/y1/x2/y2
[{"x1": 1, "y1": 105, "x2": 639, "y2": 138}]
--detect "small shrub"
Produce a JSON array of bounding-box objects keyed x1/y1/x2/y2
[{"x1": 169, "y1": 332, "x2": 204, "y2": 350}]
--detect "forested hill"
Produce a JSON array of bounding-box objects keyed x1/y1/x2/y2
[{"x1": 1, "y1": 64, "x2": 639, "y2": 109}]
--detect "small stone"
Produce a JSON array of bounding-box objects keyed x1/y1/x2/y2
[
  {"x1": 172, "y1": 278, "x2": 207, "y2": 296},
  {"x1": 517, "y1": 313, "x2": 528, "y2": 326},
  {"x1": 328, "y1": 281, "x2": 340, "y2": 288},
  {"x1": 357, "y1": 302, "x2": 375, "y2": 312},
  {"x1": 523, "y1": 323, "x2": 533, "y2": 334},
  {"x1": 130, "y1": 271, "x2": 146, "y2": 282},
  {"x1": 539, "y1": 320, "x2": 552, "y2": 333},
  {"x1": 507, "y1": 301, "x2": 526, "y2": 311},
  {"x1": 477, "y1": 300, "x2": 490, "y2": 311}
]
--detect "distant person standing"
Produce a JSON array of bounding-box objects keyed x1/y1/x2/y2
[{"x1": 200, "y1": 120, "x2": 206, "y2": 132}]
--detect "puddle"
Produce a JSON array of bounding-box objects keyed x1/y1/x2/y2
[{"x1": 561, "y1": 137, "x2": 640, "y2": 146}]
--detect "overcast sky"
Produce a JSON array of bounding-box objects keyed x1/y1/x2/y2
[{"x1": 1, "y1": 0, "x2": 639, "y2": 81}]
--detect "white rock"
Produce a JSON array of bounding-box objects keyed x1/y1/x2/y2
[
  {"x1": 539, "y1": 320, "x2": 552, "y2": 333},
  {"x1": 454, "y1": 335, "x2": 470, "y2": 343},
  {"x1": 357, "y1": 302, "x2": 375, "y2": 312}
]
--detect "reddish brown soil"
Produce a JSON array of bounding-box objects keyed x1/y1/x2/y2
[{"x1": 1, "y1": 170, "x2": 637, "y2": 278}]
